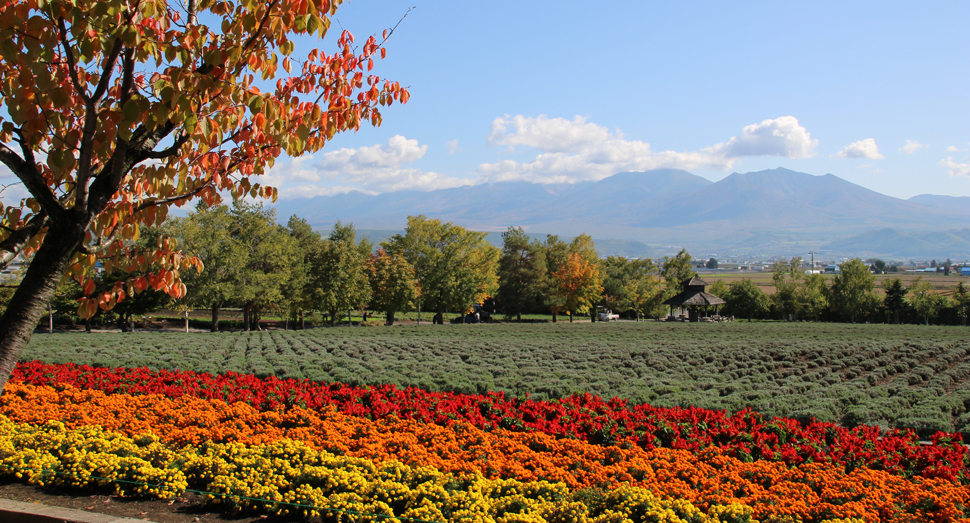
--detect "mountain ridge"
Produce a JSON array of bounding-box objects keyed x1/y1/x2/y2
[{"x1": 273, "y1": 168, "x2": 970, "y2": 258}]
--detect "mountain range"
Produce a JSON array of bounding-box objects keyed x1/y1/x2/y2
[{"x1": 273, "y1": 168, "x2": 970, "y2": 259}]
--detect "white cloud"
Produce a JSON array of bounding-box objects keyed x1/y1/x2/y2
[
  {"x1": 476, "y1": 115, "x2": 816, "y2": 184},
  {"x1": 947, "y1": 145, "x2": 961, "y2": 152},
  {"x1": 835, "y1": 138, "x2": 884, "y2": 160},
  {"x1": 941, "y1": 157, "x2": 970, "y2": 178},
  {"x1": 901, "y1": 139, "x2": 926, "y2": 154},
  {"x1": 446, "y1": 139, "x2": 461, "y2": 154},
  {"x1": 313, "y1": 135, "x2": 475, "y2": 192},
  {"x1": 710, "y1": 116, "x2": 818, "y2": 158},
  {"x1": 489, "y1": 115, "x2": 613, "y2": 153}
]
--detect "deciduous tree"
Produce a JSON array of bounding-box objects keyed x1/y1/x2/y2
[
  {"x1": 0, "y1": 0, "x2": 408, "y2": 391},
  {"x1": 166, "y1": 204, "x2": 242, "y2": 331},
  {"x1": 830, "y1": 258, "x2": 876, "y2": 323},
  {"x1": 312, "y1": 221, "x2": 371, "y2": 326},
  {"x1": 954, "y1": 281, "x2": 969, "y2": 326},
  {"x1": 724, "y1": 278, "x2": 769, "y2": 322},
  {"x1": 660, "y1": 249, "x2": 696, "y2": 299},
  {"x1": 365, "y1": 248, "x2": 417, "y2": 325},
  {"x1": 383, "y1": 216, "x2": 498, "y2": 324},
  {"x1": 909, "y1": 277, "x2": 945, "y2": 326},
  {"x1": 771, "y1": 257, "x2": 802, "y2": 321}
]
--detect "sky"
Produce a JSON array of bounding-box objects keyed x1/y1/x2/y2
[
  {"x1": 1, "y1": 1, "x2": 967, "y2": 205},
  {"x1": 257, "y1": 0, "x2": 970, "y2": 201}
]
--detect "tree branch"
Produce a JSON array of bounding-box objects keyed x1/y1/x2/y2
[
  {"x1": 0, "y1": 210, "x2": 48, "y2": 270},
  {"x1": 73, "y1": 36, "x2": 126, "y2": 214},
  {"x1": 57, "y1": 17, "x2": 89, "y2": 104},
  {"x1": 0, "y1": 140, "x2": 63, "y2": 224}
]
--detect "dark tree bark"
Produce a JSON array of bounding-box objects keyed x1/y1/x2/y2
[
  {"x1": 385, "y1": 309, "x2": 395, "y2": 326},
  {"x1": 0, "y1": 222, "x2": 86, "y2": 392},
  {"x1": 211, "y1": 302, "x2": 221, "y2": 332}
]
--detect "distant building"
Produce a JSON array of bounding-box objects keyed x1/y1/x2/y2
[{"x1": 962, "y1": 266, "x2": 970, "y2": 276}]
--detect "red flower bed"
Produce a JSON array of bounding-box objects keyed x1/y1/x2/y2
[{"x1": 11, "y1": 360, "x2": 968, "y2": 482}]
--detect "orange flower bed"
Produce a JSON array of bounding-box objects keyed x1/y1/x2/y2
[{"x1": 3, "y1": 382, "x2": 968, "y2": 523}]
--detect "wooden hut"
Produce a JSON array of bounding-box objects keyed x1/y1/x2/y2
[{"x1": 662, "y1": 277, "x2": 726, "y2": 322}]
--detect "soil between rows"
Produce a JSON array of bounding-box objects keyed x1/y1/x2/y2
[{"x1": 0, "y1": 482, "x2": 304, "y2": 523}]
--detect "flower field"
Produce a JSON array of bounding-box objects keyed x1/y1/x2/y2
[
  {"x1": 2, "y1": 361, "x2": 970, "y2": 522},
  {"x1": 21, "y1": 322, "x2": 970, "y2": 433}
]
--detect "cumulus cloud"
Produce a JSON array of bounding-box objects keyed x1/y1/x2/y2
[
  {"x1": 710, "y1": 116, "x2": 818, "y2": 159},
  {"x1": 313, "y1": 135, "x2": 475, "y2": 192},
  {"x1": 476, "y1": 115, "x2": 817, "y2": 184},
  {"x1": 942, "y1": 157, "x2": 970, "y2": 178},
  {"x1": 488, "y1": 115, "x2": 613, "y2": 153},
  {"x1": 835, "y1": 138, "x2": 884, "y2": 160},
  {"x1": 947, "y1": 145, "x2": 962, "y2": 152},
  {"x1": 901, "y1": 140, "x2": 926, "y2": 154}
]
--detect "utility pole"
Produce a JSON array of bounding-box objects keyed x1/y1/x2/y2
[{"x1": 808, "y1": 251, "x2": 817, "y2": 272}]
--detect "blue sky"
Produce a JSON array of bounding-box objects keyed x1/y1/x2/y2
[{"x1": 258, "y1": 0, "x2": 970, "y2": 201}]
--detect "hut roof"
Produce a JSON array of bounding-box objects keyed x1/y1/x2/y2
[
  {"x1": 663, "y1": 290, "x2": 726, "y2": 307},
  {"x1": 687, "y1": 277, "x2": 710, "y2": 287}
]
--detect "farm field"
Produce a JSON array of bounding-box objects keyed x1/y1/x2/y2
[
  {"x1": 21, "y1": 321, "x2": 970, "y2": 433},
  {"x1": 703, "y1": 270, "x2": 966, "y2": 296}
]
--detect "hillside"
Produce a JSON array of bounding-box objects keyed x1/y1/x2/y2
[{"x1": 274, "y1": 168, "x2": 970, "y2": 258}]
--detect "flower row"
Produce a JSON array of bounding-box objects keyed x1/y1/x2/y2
[
  {"x1": 11, "y1": 361, "x2": 968, "y2": 481},
  {"x1": 1, "y1": 382, "x2": 968, "y2": 522},
  {"x1": 0, "y1": 416, "x2": 784, "y2": 523}
]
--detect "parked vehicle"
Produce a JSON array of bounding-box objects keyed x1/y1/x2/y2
[{"x1": 598, "y1": 309, "x2": 619, "y2": 322}]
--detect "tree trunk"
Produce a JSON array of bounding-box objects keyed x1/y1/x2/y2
[
  {"x1": 243, "y1": 301, "x2": 254, "y2": 331},
  {"x1": 386, "y1": 309, "x2": 395, "y2": 326},
  {"x1": 437, "y1": 303, "x2": 445, "y2": 325},
  {"x1": 552, "y1": 311, "x2": 557, "y2": 323},
  {"x1": 299, "y1": 310, "x2": 305, "y2": 330},
  {"x1": 568, "y1": 311, "x2": 573, "y2": 323},
  {"x1": 211, "y1": 303, "x2": 221, "y2": 332},
  {"x1": 516, "y1": 309, "x2": 521, "y2": 322},
  {"x1": 0, "y1": 223, "x2": 85, "y2": 393},
  {"x1": 329, "y1": 308, "x2": 337, "y2": 327}
]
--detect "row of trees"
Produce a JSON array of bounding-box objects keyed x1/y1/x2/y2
[
  {"x1": 710, "y1": 258, "x2": 970, "y2": 325},
  {"x1": 9, "y1": 205, "x2": 967, "y2": 330}
]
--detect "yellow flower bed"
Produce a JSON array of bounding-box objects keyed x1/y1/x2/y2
[{"x1": 0, "y1": 415, "x2": 818, "y2": 523}]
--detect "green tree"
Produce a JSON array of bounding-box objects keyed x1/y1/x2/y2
[
  {"x1": 166, "y1": 204, "x2": 243, "y2": 332},
  {"x1": 312, "y1": 222, "x2": 371, "y2": 327},
  {"x1": 230, "y1": 203, "x2": 300, "y2": 330},
  {"x1": 869, "y1": 259, "x2": 887, "y2": 274},
  {"x1": 496, "y1": 227, "x2": 549, "y2": 321},
  {"x1": 705, "y1": 257, "x2": 719, "y2": 269},
  {"x1": 771, "y1": 257, "x2": 803, "y2": 321},
  {"x1": 882, "y1": 277, "x2": 907, "y2": 324},
  {"x1": 284, "y1": 216, "x2": 322, "y2": 329},
  {"x1": 830, "y1": 258, "x2": 876, "y2": 323},
  {"x1": 798, "y1": 273, "x2": 829, "y2": 322},
  {"x1": 541, "y1": 235, "x2": 569, "y2": 322},
  {"x1": 383, "y1": 216, "x2": 499, "y2": 325},
  {"x1": 909, "y1": 277, "x2": 944, "y2": 325},
  {"x1": 620, "y1": 262, "x2": 664, "y2": 321},
  {"x1": 0, "y1": 0, "x2": 409, "y2": 392},
  {"x1": 365, "y1": 249, "x2": 418, "y2": 325},
  {"x1": 660, "y1": 249, "x2": 697, "y2": 299},
  {"x1": 724, "y1": 278, "x2": 770, "y2": 322},
  {"x1": 953, "y1": 281, "x2": 969, "y2": 326}
]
